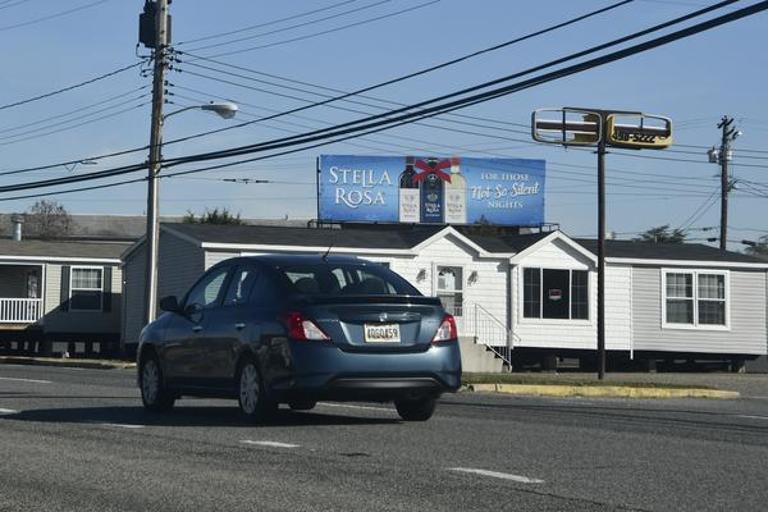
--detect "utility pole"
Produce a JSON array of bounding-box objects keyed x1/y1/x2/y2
[
  {"x1": 710, "y1": 116, "x2": 739, "y2": 252},
  {"x1": 144, "y1": 0, "x2": 169, "y2": 326}
]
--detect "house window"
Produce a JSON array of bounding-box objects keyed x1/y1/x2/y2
[
  {"x1": 436, "y1": 266, "x2": 463, "y2": 317},
  {"x1": 664, "y1": 271, "x2": 727, "y2": 328},
  {"x1": 523, "y1": 268, "x2": 589, "y2": 320},
  {"x1": 70, "y1": 267, "x2": 103, "y2": 311}
]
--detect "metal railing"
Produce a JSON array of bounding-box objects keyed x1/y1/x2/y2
[
  {"x1": 454, "y1": 302, "x2": 516, "y2": 370},
  {"x1": 0, "y1": 298, "x2": 43, "y2": 324}
]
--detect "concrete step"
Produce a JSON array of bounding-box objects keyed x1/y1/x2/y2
[{"x1": 459, "y1": 337, "x2": 505, "y2": 373}]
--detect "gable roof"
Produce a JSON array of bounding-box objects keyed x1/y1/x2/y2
[
  {"x1": 576, "y1": 239, "x2": 767, "y2": 264},
  {"x1": 0, "y1": 239, "x2": 127, "y2": 261},
  {"x1": 164, "y1": 222, "x2": 445, "y2": 250}
]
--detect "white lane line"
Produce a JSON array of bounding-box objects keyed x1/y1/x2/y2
[
  {"x1": 447, "y1": 467, "x2": 545, "y2": 484},
  {"x1": 0, "y1": 376, "x2": 52, "y2": 384},
  {"x1": 241, "y1": 440, "x2": 300, "y2": 449},
  {"x1": 98, "y1": 423, "x2": 146, "y2": 430},
  {"x1": 318, "y1": 402, "x2": 392, "y2": 412},
  {"x1": 735, "y1": 414, "x2": 768, "y2": 421},
  {"x1": 0, "y1": 408, "x2": 19, "y2": 415}
]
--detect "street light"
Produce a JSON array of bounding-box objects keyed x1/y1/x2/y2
[
  {"x1": 143, "y1": 101, "x2": 238, "y2": 326},
  {"x1": 163, "y1": 102, "x2": 239, "y2": 121}
]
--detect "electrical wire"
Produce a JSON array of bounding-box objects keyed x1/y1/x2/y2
[
  {"x1": 0, "y1": 0, "x2": 112, "y2": 32},
  {"x1": 159, "y1": 0, "x2": 742, "y2": 163},
  {"x1": 0, "y1": 1, "x2": 761, "y2": 195},
  {"x1": 182, "y1": 0, "x2": 394, "y2": 52},
  {"x1": 195, "y1": 0, "x2": 442, "y2": 58},
  {"x1": 178, "y1": 0, "x2": 362, "y2": 46},
  {"x1": 0, "y1": 0, "x2": 668, "y2": 177},
  {"x1": 0, "y1": 61, "x2": 145, "y2": 112}
]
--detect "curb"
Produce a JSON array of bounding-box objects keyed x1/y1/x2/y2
[
  {"x1": 467, "y1": 383, "x2": 740, "y2": 399},
  {"x1": 0, "y1": 356, "x2": 135, "y2": 371}
]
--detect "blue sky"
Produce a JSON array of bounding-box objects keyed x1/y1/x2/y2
[{"x1": 1, "y1": 0, "x2": 766, "y2": 248}]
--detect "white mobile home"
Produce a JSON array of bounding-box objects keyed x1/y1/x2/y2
[
  {"x1": 121, "y1": 223, "x2": 768, "y2": 370},
  {"x1": 0, "y1": 238, "x2": 125, "y2": 355}
]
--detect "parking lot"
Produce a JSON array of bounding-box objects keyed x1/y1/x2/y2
[{"x1": 1, "y1": 364, "x2": 768, "y2": 511}]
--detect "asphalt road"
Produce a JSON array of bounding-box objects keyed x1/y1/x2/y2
[{"x1": 1, "y1": 365, "x2": 767, "y2": 511}]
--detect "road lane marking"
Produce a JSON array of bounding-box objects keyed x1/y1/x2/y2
[
  {"x1": 447, "y1": 467, "x2": 545, "y2": 484},
  {"x1": 241, "y1": 440, "x2": 300, "y2": 449},
  {"x1": 0, "y1": 376, "x2": 52, "y2": 384},
  {"x1": 736, "y1": 415, "x2": 768, "y2": 421},
  {"x1": 318, "y1": 402, "x2": 392, "y2": 412},
  {"x1": 98, "y1": 423, "x2": 146, "y2": 429},
  {"x1": 0, "y1": 408, "x2": 19, "y2": 415}
]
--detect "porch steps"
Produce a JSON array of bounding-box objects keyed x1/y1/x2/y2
[{"x1": 459, "y1": 336, "x2": 505, "y2": 373}]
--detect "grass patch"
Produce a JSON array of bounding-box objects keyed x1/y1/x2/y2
[{"x1": 461, "y1": 372, "x2": 716, "y2": 390}]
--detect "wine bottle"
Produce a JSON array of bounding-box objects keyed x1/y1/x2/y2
[
  {"x1": 398, "y1": 156, "x2": 419, "y2": 223},
  {"x1": 444, "y1": 156, "x2": 467, "y2": 224},
  {"x1": 420, "y1": 158, "x2": 445, "y2": 224}
]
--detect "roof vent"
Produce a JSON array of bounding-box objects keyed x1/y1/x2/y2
[{"x1": 11, "y1": 214, "x2": 23, "y2": 241}]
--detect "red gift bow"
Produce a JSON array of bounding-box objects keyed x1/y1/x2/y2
[{"x1": 413, "y1": 158, "x2": 452, "y2": 184}]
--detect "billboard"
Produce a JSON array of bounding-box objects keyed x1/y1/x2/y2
[{"x1": 318, "y1": 155, "x2": 545, "y2": 226}]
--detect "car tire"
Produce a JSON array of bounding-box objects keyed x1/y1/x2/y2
[
  {"x1": 139, "y1": 353, "x2": 175, "y2": 412},
  {"x1": 288, "y1": 399, "x2": 317, "y2": 411},
  {"x1": 237, "y1": 358, "x2": 276, "y2": 422},
  {"x1": 394, "y1": 396, "x2": 437, "y2": 421}
]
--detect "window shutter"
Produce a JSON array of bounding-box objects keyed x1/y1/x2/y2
[
  {"x1": 103, "y1": 266, "x2": 113, "y2": 312},
  {"x1": 60, "y1": 266, "x2": 70, "y2": 312}
]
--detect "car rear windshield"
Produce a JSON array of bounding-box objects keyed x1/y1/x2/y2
[{"x1": 274, "y1": 262, "x2": 419, "y2": 297}]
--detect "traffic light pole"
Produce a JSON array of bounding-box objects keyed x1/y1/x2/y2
[{"x1": 596, "y1": 138, "x2": 607, "y2": 380}]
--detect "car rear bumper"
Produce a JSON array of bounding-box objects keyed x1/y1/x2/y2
[{"x1": 267, "y1": 341, "x2": 462, "y2": 401}]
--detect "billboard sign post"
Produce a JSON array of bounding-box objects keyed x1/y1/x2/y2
[
  {"x1": 532, "y1": 108, "x2": 673, "y2": 381},
  {"x1": 317, "y1": 155, "x2": 545, "y2": 227}
]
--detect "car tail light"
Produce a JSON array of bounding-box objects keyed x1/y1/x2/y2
[
  {"x1": 284, "y1": 312, "x2": 330, "y2": 341},
  {"x1": 432, "y1": 314, "x2": 458, "y2": 343}
]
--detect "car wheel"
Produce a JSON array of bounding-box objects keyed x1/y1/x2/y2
[
  {"x1": 288, "y1": 399, "x2": 317, "y2": 411},
  {"x1": 394, "y1": 396, "x2": 437, "y2": 421},
  {"x1": 140, "y1": 354, "x2": 175, "y2": 412},
  {"x1": 237, "y1": 358, "x2": 276, "y2": 422}
]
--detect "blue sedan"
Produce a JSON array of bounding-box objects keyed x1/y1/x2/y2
[{"x1": 137, "y1": 254, "x2": 462, "y2": 422}]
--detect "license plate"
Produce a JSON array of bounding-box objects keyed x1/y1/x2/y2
[{"x1": 364, "y1": 323, "x2": 401, "y2": 343}]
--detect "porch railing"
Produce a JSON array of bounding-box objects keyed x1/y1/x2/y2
[{"x1": 0, "y1": 298, "x2": 43, "y2": 324}]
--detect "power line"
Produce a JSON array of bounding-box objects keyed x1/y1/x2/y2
[
  {"x1": 0, "y1": 0, "x2": 760, "y2": 195},
  {"x1": 0, "y1": 61, "x2": 145, "y2": 112},
  {"x1": 0, "y1": 101, "x2": 149, "y2": 148},
  {"x1": 195, "y1": 0, "x2": 442, "y2": 58},
  {"x1": 178, "y1": 0, "x2": 362, "y2": 46},
  {"x1": 0, "y1": 0, "x2": 673, "y2": 177},
  {"x1": 162, "y1": 1, "x2": 760, "y2": 169},
  {"x1": 0, "y1": 94, "x2": 150, "y2": 143},
  {"x1": 160, "y1": 0, "x2": 741, "y2": 163},
  {"x1": 0, "y1": 85, "x2": 149, "y2": 136},
  {"x1": 0, "y1": 0, "x2": 112, "y2": 32},
  {"x1": 182, "y1": 0, "x2": 393, "y2": 52}
]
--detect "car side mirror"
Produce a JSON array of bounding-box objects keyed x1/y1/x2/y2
[
  {"x1": 184, "y1": 302, "x2": 204, "y2": 317},
  {"x1": 159, "y1": 295, "x2": 180, "y2": 313}
]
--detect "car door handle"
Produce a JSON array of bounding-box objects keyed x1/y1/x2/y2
[
  {"x1": 192, "y1": 325, "x2": 203, "y2": 333},
  {"x1": 235, "y1": 322, "x2": 246, "y2": 330}
]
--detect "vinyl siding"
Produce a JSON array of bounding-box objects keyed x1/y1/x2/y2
[
  {"x1": 121, "y1": 244, "x2": 146, "y2": 346},
  {"x1": 43, "y1": 263, "x2": 122, "y2": 335},
  {"x1": 632, "y1": 266, "x2": 767, "y2": 355},
  {"x1": 605, "y1": 265, "x2": 632, "y2": 352},
  {"x1": 389, "y1": 234, "x2": 509, "y2": 330},
  {"x1": 121, "y1": 232, "x2": 204, "y2": 346},
  {"x1": 511, "y1": 238, "x2": 598, "y2": 350},
  {"x1": 204, "y1": 250, "x2": 239, "y2": 270}
]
